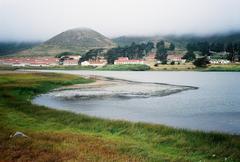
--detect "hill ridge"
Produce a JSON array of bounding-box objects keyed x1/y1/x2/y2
[{"x1": 16, "y1": 28, "x2": 116, "y2": 57}]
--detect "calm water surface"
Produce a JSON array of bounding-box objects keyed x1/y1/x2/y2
[{"x1": 33, "y1": 71, "x2": 240, "y2": 134}]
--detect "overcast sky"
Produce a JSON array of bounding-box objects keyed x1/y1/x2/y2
[{"x1": 0, "y1": 0, "x2": 240, "y2": 41}]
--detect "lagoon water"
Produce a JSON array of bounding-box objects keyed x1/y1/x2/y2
[{"x1": 33, "y1": 71, "x2": 240, "y2": 134}]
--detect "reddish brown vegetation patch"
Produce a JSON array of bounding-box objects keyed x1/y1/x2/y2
[{"x1": 0, "y1": 130, "x2": 143, "y2": 162}]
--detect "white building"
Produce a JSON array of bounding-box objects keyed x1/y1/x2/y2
[
  {"x1": 167, "y1": 54, "x2": 186, "y2": 64},
  {"x1": 81, "y1": 60, "x2": 107, "y2": 67},
  {"x1": 63, "y1": 59, "x2": 79, "y2": 66},
  {"x1": 114, "y1": 57, "x2": 144, "y2": 65},
  {"x1": 210, "y1": 59, "x2": 230, "y2": 64},
  {"x1": 81, "y1": 61, "x2": 90, "y2": 66}
]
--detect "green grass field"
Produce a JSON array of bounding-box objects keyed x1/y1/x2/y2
[
  {"x1": 152, "y1": 63, "x2": 196, "y2": 71},
  {"x1": 152, "y1": 63, "x2": 240, "y2": 72},
  {"x1": 204, "y1": 64, "x2": 240, "y2": 72},
  {"x1": 0, "y1": 72, "x2": 240, "y2": 161}
]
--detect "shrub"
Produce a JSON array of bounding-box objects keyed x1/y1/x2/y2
[
  {"x1": 170, "y1": 61, "x2": 175, "y2": 65},
  {"x1": 193, "y1": 56, "x2": 210, "y2": 68}
]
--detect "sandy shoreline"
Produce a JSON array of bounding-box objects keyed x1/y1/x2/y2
[
  {"x1": 1, "y1": 70, "x2": 198, "y2": 99},
  {"x1": 50, "y1": 75, "x2": 198, "y2": 100}
]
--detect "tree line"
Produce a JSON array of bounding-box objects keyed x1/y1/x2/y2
[
  {"x1": 0, "y1": 42, "x2": 40, "y2": 55},
  {"x1": 80, "y1": 48, "x2": 104, "y2": 62},
  {"x1": 81, "y1": 41, "x2": 176, "y2": 64},
  {"x1": 155, "y1": 41, "x2": 175, "y2": 64},
  {"x1": 105, "y1": 42, "x2": 155, "y2": 64},
  {"x1": 185, "y1": 41, "x2": 240, "y2": 62}
]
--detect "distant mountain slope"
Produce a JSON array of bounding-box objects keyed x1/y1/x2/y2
[
  {"x1": 112, "y1": 36, "x2": 154, "y2": 47},
  {"x1": 163, "y1": 32, "x2": 240, "y2": 48},
  {"x1": 113, "y1": 32, "x2": 240, "y2": 48},
  {"x1": 0, "y1": 42, "x2": 40, "y2": 56},
  {"x1": 46, "y1": 28, "x2": 115, "y2": 48},
  {"x1": 16, "y1": 28, "x2": 116, "y2": 57}
]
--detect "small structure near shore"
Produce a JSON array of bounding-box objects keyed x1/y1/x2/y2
[
  {"x1": 209, "y1": 59, "x2": 230, "y2": 64},
  {"x1": 60, "y1": 55, "x2": 80, "y2": 66},
  {"x1": 114, "y1": 57, "x2": 144, "y2": 65},
  {"x1": 167, "y1": 54, "x2": 186, "y2": 64},
  {"x1": 144, "y1": 52, "x2": 156, "y2": 61},
  {"x1": 62, "y1": 59, "x2": 79, "y2": 66},
  {"x1": 81, "y1": 59, "x2": 107, "y2": 67}
]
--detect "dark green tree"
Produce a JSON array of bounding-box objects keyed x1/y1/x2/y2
[
  {"x1": 55, "y1": 52, "x2": 77, "y2": 58},
  {"x1": 155, "y1": 41, "x2": 167, "y2": 63},
  {"x1": 186, "y1": 43, "x2": 197, "y2": 52},
  {"x1": 225, "y1": 42, "x2": 239, "y2": 62},
  {"x1": 105, "y1": 48, "x2": 121, "y2": 64},
  {"x1": 225, "y1": 43, "x2": 234, "y2": 53},
  {"x1": 210, "y1": 43, "x2": 225, "y2": 52},
  {"x1": 193, "y1": 56, "x2": 210, "y2": 68},
  {"x1": 156, "y1": 41, "x2": 164, "y2": 49},
  {"x1": 80, "y1": 49, "x2": 103, "y2": 62},
  {"x1": 186, "y1": 42, "x2": 209, "y2": 55},
  {"x1": 145, "y1": 42, "x2": 154, "y2": 54},
  {"x1": 183, "y1": 51, "x2": 196, "y2": 62},
  {"x1": 169, "y1": 43, "x2": 175, "y2": 50},
  {"x1": 105, "y1": 41, "x2": 156, "y2": 64},
  {"x1": 197, "y1": 42, "x2": 210, "y2": 55}
]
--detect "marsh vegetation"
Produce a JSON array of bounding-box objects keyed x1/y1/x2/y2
[{"x1": 0, "y1": 72, "x2": 240, "y2": 161}]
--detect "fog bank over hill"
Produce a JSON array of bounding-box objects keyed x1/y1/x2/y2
[
  {"x1": 1, "y1": 0, "x2": 240, "y2": 41},
  {"x1": 2, "y1": 30, "x2": 240, "y2": 56},
  {"x1": 113, "y1": 31, "x2": 240, "y2": 47}
]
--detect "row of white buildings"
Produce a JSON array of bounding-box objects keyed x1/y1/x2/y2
[
  {"x1": 0, "y1": 53, "x2": 232, "y2": 67},
  {"x1": 209, "y1": 59, "x2": 230, "y2": 64}
]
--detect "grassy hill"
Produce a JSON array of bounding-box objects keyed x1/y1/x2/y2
[{"x1": 15, "y1": 28, "x2": 116, "y2": 57}]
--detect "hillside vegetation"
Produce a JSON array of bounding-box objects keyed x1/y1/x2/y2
[
  {"x1": 0, "y1": 42, "x2": 40, "y2": 56},
  {"x1": 113, "y1": 32, "x2": 240, "y2": 48},
  {"x1": 113, "y1": 36, "x2": 154, "y2": 47}
]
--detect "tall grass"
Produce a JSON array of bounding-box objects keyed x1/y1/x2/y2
[
  {"x1": 0, "y1": 72, "x2": 240, "y2": 161},
  {"x1": 205, "y1": 64, "x2": 240, "y2": 72}
]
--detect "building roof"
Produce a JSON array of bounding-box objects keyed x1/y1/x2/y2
[
  {"x1": 167, "y1": 54, "x2": 183, "y2": 60},
  {"x1": 0, "y1": 57, "x2": 59, "y2": 65},
  {"x1": 64, "y1": 59, "x2": 78, "y2": 64},
  {"x1": 115, "y1": 57, "x2": 143, "y2": 62},
  {"x1": 117, "y1": 57, "x2": 129, "y2": 61}
]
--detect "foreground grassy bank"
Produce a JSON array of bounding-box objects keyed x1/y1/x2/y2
[{"x1": 0, "y1": 72, "x2": 240, "y2": 161}]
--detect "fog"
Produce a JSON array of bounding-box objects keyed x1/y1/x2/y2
[{"x1": 0, "y1": 0, "x2": 240, "y2": 41}]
